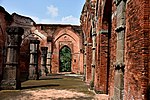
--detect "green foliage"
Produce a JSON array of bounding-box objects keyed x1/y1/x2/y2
[{"x1": 59, "y1": 46, "x2": 71, "y2": 72}]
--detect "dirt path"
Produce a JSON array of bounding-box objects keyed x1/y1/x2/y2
[
  {"x1": 17, "y1": 89, "x2": 93, "y2": 100},
  {"x1": 0, "y1": 74, "x2": 96, "y2": 100},
  {"x1": 0, "y1": 74, "x2": 109, "y2": 100}
]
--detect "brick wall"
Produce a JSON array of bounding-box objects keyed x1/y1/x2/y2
[
  {"x1": 86, "y1": 40, "x2": 92, "y2": 84},
  {"x1": 81, "y1": 0, "x2": 150, "y2": 100},
  {"x1": 94, "y1": 0, "x2": 111, "y2": 94},
  {"x1": 36, "y1": 25, "x2": 83, "y2": 74},
  {"x1": 0, "y1": 6, "x2": 12, "y2": 81},
  {"x1": 12, "y1": 13, "x2": 36, "y2": 81},
  {"x1": 109, "y1": 2, "x2": 117, "y2": 98},
  {"x1": 80, "y1": 1, "x2": 93, "y2": 84},
  {"x1": 125, "y1": 0, "x2": 150, "y2": 99},
  {"x1": 95, "y1": 32, "x2": 109, "y2": 93},
  {"x1": 85, "y1": 29, "x2": 92, "y2": 84}
]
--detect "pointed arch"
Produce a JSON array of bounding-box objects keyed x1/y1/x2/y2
[
  {"x1": 53, "y1": 28, "x2": 80, "y2": 44},
  {"x1": 54, "y1": 33, "x2": 76, "y2": 43},
  {"x1": 22, "y1": 33, "x2": 44, "y2": 41}
]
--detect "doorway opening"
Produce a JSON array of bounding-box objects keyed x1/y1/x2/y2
[{"x1": 59, "y1": 46, "x2": 72, "y2": 72}]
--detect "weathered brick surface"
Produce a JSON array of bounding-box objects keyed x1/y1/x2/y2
[
  {"x1": 0, "y1": 0, "x2": 149, "y2": 99},
  {"x1": 86, "y1": 42, "x2": 92, "y2": 84},
  {"x1": 94, "y1": 0, "x2": 111, "y2": 94},
  {"x1": 98, "y1": 33, "x2": 108, "y2": 93},
  {"x1": 81, "y1": 0, "x2": 150, "y2": 100},
  {"x1": 80, "y1": 1, "x2": 93, "y2": 84},
  {"x1": 124, "y1": 0, "x2": 150, "y2": 99},
  {"x1": 0, "y1": 7, "x2": 37, "y2": 82},
  {"x1": 36, "y1": 25, "x2": 83, "y2": 74},
  {"x1": 0, "y1": 7, "x2": 12, "y2": 81},
  {"x1": 86, "y1": 35, "x2": 92, "y2": 84},
  {"x1": 0, "y1": 6, "x2": 84, "y2": 83},
  {"x1": 12, "y1": 13, "x2": 36, "y2": 81},
  {"x1": 109, "y1": 2, "x2": 117, "y2": 99},
  {"x1": 95, "y1": 32, "x2": 109, "y2": 93}
]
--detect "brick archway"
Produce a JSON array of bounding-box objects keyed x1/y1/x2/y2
[{"x1": 51, "y1": 27, "x2": 83, "y2": 74}]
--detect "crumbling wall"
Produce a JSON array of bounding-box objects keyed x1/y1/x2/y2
[
  {"x1": 124, "y1": 0, "x2": 150, "y2": 99},
  {"x1": 0, "y1": 6, "x2": 12, "y2": 81}
]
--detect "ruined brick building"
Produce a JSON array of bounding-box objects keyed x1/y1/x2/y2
[
  {"x1": 80, "y1": 0, "x2": 150, "y2": 100},
  {"x1": 0, "y1": 6, "x2": 83, "y2": 88},
  {"x1": 0, "y1": 0, "x2": 150, "y2": 99}
]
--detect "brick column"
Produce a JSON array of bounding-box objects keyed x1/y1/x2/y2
[
  {"x1": 47, "y1": 36, "x2": 52, "y2": 74},
  {"x1": 47, "y1": 51, "x2": 52, "y2": 73},
  {"x1": 89, "y1": 0, "x2": 96, "y2": 89},
  {"x1": 114, "y1": 0, "x2": 126, "y2": 100},
  {"x1": 29, "y1": 39, "x2": 40, "y2": 80},
  {"x1": 1, "y1": 26, "x2": 24, "y2": 90},
  {"x1": 83, "y1": 41, "x2": 87, "y2": 81},
  {"x1": 114, "y1": 64, "x2": 125, "y2": 100},
  {"x1": 41, "y1": 47, "x2": 48, "y2": 76},
  {"x1": 86, "y1": 40, "x2": 92, "y2": 84},
  {"x1": 90, "y1": 18, "x2": 97, "y2": 89}
]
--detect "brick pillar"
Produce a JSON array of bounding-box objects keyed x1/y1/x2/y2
[
  {"x1": 29, "y1": 39, "x2": 40, "y2": 80},
  {"x1": 47, "y1": 36, "x2": 52, "y2": 74},
  {"x1": 114, "y1": 0, "x2": 126, "y2": 99},
  {"x1": 1, "y1": 26, "x2": 24, "y2": 90},
  {"x1": 86, "y1": 40, "x2": 92, "y2": 84},
  {"x1": 98, "y1": 30, "x2": 109, "y2": 93},
  {"x1": 90, "y1": 18, "x2": 97, "y2": 89},
  {"x1": 114, "y1": 64, "x2": 125, "y2": 100},
  {"x1": 83, "y1": 41, "x2": 87, "y2": 81},
  {"x1": 41, "y1": 47, "x2": 48, "y2": 76},
  {"x1": 47, "y1": 51, "x2": 52, "y2": 74}
]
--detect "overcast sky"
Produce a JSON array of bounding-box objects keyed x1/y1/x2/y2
[{"x1": 0, "y1": 0, "x2": 85, "y2": 25}]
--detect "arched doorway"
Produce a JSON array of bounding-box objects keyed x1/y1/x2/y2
[{"x1": 59, "y1": 46, "x2": 72, "y2": 72}]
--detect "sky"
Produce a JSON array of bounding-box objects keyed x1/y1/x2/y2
[{"x1": 0, "y1": 0, "x2": 85, "y2": 25}]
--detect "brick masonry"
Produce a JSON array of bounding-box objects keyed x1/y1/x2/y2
[
  {"x1": 0, "y1": 0, "x2": 150, "y2": 99},
  {"x1": 0, "y1": 6, "x2": 83, "y2": 84},
  {"x1": 0, "y1": 7, "x2": 12, "y2": 81},
  {"x1": 80, "y1": 0, "x2": 150, "y2": 100},
  {"x1": 35, "y1": 25, "x2": 83, "y2": 74},
  {"x1": 124, "y1": 0, "x2": 150, "y2": 99}
]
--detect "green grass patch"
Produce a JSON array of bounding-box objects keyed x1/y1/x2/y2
[{"x1": 0, "y1": 75, "x2": 95, "y2": 100}]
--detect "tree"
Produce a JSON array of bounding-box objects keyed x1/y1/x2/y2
[{"x1": 59, "y1": 46, "x2": 71, "y2": 72}]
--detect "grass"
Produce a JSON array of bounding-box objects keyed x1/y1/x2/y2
[
  {"x1": 0, "y1": 74, "x2": 95, "y2": 100},
  {"x1": 22, "y1": 76, "x2": 94, "y2": 95},
  {"x1": 0, "y1": 90, "x2": 31, "y2": 100}
]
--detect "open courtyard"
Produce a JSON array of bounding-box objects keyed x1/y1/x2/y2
[{"x1": 0, "y1": 74, "x2": 98, "y2": 100}]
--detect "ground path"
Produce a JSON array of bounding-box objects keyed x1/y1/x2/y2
[{"x1": 0, "y1": 73, "x2": 108, "y2": 100}]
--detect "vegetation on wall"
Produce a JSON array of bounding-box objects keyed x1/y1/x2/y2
[{"x1": 59, "y1": 46, "x2": 71, "y2": 72}]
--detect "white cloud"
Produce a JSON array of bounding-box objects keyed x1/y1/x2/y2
[
  {"x1": 61, "y1": 15, "x2": 80, "y2": 25},
  {"x1": 47, "y1": 5, "x2": 58, "y2": 17},
  {"x1": 26, "y1": 15, "x2": 79, "y2": 25},
  {"x1": 27, "y1": 16, "x2": 59, "y2": 24}
]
